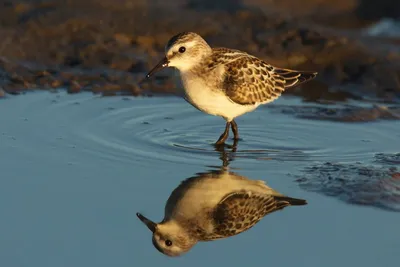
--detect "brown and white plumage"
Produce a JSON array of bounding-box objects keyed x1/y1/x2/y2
[
  {"x1": 145, "y1": 32, "x2": 317, "y2": 144},
  {"x1": 210, "y1": 191, "x2": 306, "y2": 239},
  {"x1": 136, "y1": 169, "x2": 307, "y2": 257},
  {"x1": 202, "y1": 47, "x2": 317, "y2": 105}
]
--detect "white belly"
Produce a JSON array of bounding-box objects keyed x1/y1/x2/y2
[
  {"x1": 169, "y1": 172, "x2": 278, "y2": 222},
  {"x1": 181, "y1": 76, "x2": 258, "y2": 121}
]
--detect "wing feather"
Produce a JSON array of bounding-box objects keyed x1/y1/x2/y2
[
  {"x1": 209, "y1": 48, "x2": 317, "y2": 105},
  {"x1": 206, "y1": 191, "x2": 306, "y2": 240}
]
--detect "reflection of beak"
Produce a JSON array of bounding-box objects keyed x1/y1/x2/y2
[
  {"x1": 136, "y1": 212, "x2": 157, "y2": 233},
  {"x1": 146, "y1": 57, "x2": 169, "y2": 79}
]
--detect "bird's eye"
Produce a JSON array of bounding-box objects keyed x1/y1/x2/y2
[
  {"x1": 178, "y1": 46, "x2": 186, "y2": 53},
  {"x1": 165, "y1": 240, "x2": 172, "y2": 247}
]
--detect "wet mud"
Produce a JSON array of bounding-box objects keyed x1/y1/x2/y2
[
  {"x1": 0, "y1": 0, "x2": 399, "y2": 103},
  {"x1": 295, "y1": 153, "x2": 400, "y2": 212},
  {"x1": 268, "y1": 103, "x2": 400, "y2": 122}
]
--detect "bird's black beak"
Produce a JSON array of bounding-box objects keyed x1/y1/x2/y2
[
  {"x1": 146, "y1": 57, "x2": 169, "y2": 79},
  {"x1": 136, "y1": 212, "x2": 157, "y2": 233}
]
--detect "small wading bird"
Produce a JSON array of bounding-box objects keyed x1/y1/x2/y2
[
  {"x1": 144, "y1": 32, "x2": 317, "y2": 145},
  {"x1": 136, "y1": 169, "x2": 307, "y2": 257}
]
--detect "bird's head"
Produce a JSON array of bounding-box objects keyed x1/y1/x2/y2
[
  {"x1": 145, "y1": 32, "x2": 212, "y2": 78},
  {"x1": 136, "y1": 212, "x2": 197, "y2": 257}
]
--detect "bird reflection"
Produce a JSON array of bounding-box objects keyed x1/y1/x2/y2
[
  {"x1": 213, "y1": 138, "x2": 238, "y2": 167},
  {"x1": 136, "y1": 147, "x2": 307, "y2": 257}
]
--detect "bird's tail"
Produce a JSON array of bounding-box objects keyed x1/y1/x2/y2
[
  {"x1": 274, "y1": 196, "x2": 308, "y2": 207},
  {"x1": 274, "y1": 67, "x2": 317, "y2": 89}
]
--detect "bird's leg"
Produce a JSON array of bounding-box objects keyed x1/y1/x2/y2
[
  {"x1": 231, "y1": 120, "x2": 240, "y2": 140},
  {"x1": 215, "y1": 122, "x2": 231, "y2": 145}
]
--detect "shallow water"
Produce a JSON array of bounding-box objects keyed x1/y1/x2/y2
[{"x1": 0, "y1": 91, "x2": 399, "y2": 267}]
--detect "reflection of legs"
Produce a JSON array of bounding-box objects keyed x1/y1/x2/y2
[
  {"x1": 214, "y1": 135, "x2": 240, "y2": 167},
  {"x1": 231, "y1": 120, "x2": 239, "y2": 140},
  {"x1": 232, "y1": 138, "x2": 238, "y2": 152},
  {"x1": 215, "y1": 122, "x2": 230, "y2": 145}
]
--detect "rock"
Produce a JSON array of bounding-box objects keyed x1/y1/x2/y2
[
  {"x1": 92, "y1": 83, "x2": 121, "y2": 94},
  {"x1": 67, "y1": 81, "x2": 81, "y2": 94},
  {"x1": 51, "y1": 79, "x2": 62, "y2": 88},
  {"x1": 2, "y1": 83, "x2": 24, "y2": 95}
]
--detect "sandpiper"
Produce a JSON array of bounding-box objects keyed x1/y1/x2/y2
[
  {"x1": 136, "y1": 169, "x2": 307, "y2": 257},
  {"x1": 144, "y1": 32, "x2": 317, "y2": 145}
]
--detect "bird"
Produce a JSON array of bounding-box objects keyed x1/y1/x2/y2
[
  {"x1": 144, "y1": 31, "x2": 317, "y2": 145},
  {"x1": 136, "y1": 169, "x2": 307, "y2": 257}
]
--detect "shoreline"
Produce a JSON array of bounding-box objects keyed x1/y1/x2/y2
[{"x1": 0, "y1": 0, "x2": 399, "y2": 103}]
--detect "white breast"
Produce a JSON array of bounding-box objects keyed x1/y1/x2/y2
[
  {"x1": 180, "y1": 73, "x2": 258, "y2": 121},
  {"x1": 170, "y1": 173, "x2": 276, "y2": 221}
]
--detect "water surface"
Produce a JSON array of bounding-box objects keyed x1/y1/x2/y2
[{"x1": 0, "y1": 91, "x2": 399, "y2": 267}]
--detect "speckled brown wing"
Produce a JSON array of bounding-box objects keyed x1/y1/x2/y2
[
  {"x1": 214, "y1": 49, "x2": 317, "y2": 105},
  {"x1": 206, "y1": 191, "x2": 306, "y2": 240}
]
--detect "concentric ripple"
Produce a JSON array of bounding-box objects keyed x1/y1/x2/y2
[
  {"x1": 1, "y1": 91, "x2": 399, "y2": 171},
  {"x1": 1, "y1": 90, "x2": 400, "y2": 214}
]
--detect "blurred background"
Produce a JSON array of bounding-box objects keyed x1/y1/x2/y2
[{"x1": 0, "y1": 0, "x2": 399, "y2": 102}]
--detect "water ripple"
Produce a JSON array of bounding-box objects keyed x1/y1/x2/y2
[{"x1": 3, "y1": 92, "x2": 399, "y2": 171}]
